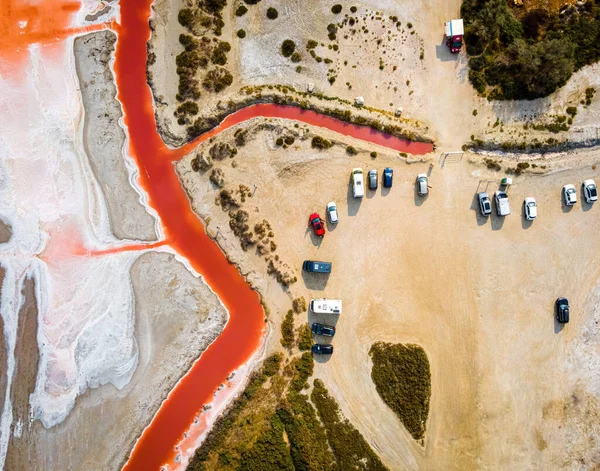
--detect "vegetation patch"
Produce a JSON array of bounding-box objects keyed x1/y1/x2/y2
[
  {"x1": 462, "y1": 0, "x2": 600, "y2": 100},
  {"x1": 311, "y1": 379, "x2": 389, "y2": 470},
  {"x1": 311, "y1": 135, "x2": 333, "y2": 149},
  {"x1": 267, "y1": 7, "x2": 278, "y2": 19},
  {"x1": 297, "y1": 324, "x2": 313, "y2": 351},
  {"x1": 281, "y1": 39, "x2": 296, "y2": 58},
  {"x1": 369, "y1": 342, "x2": 431, "y2": 441},
  {"x1": 280, "y1": 310, "x2": 295, "y2": 348}
]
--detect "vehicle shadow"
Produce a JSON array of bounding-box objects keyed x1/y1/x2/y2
[
  {"x1": 305, "y1": 226, "x2": 324, "y2": 247},
  {"x1": 366, "y1": 187, "x2": 377, "y2": 199},
  {"x1": 414, "y1": 184, "x2": 428, "y2": 206},
  {"x1": 381, "y1": 185, "x2": 391, "y2": 197},
  {"x1": 301, "y1": 270, "x2": 330, "y2": 291},
  {"x1": 490, "y1": 212, "x2": 506, "y2": 231},
  {"x1": 521, "y1": 204, "x2": 533, "y2": 229},
  {"x1": 470, "y1": 193, "x2": 488, "y2": 227},
  {"x1": 554, "y1": 316, "x2": 565, "y2": 334},
  {"x1": 581, "y1": 186, "x2": 594, "y2": 212},
  {"x1": 347, "y1": 180, "x2": 362, "y2": 216},
  {"x1": 435, "y1": 39, "x2": 458, "y2": 62},
  {"x1": 561, "y1": 200, "x2": 574, "y2": 213}
]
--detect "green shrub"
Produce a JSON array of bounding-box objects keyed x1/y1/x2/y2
[
  {"x1": 484, "y1": 158, "x2": 501, "y2": 171},
  {"x1": 350, "y1": 6, "x2": 357, "y2": 13},
  {"x1": 281, "y1": 39, "x2": 296, "y2": 57},
  {"x1": 176, "y1": 101, "x2": 199, "y2": 115},
  {"x1": 179, "y1": 33, "x2": 198, "y2": 51},
  {"x1": 346, "y1": 145, "x2": 358, "y2": 155},
  {"x1": 237, "y1": 28, "x2": 246, "y2": 38},
  {"x1": 236, "y1": 4, "x2": 248, "y2": 16},
  {"x1": 370, "y1": 151, "x2": 378, "y2": 158},
  {"x1": 203, "y1": 0, "x2": 227, "y2": 13},
  {"x1": 292, "y1": 297, "x2": 307, "y2": 313},
  {"x1": 203, "y1": 67, "x2": 234, "y2": 92},
  {"x1": 284, "y1": 136, "x2": 295, "y2": 145},
  {"x1": 267, "y1": 7, "x2": 278, "y2": 19},
  {"x1": 239, "y1": 414, "x2": 295, "y2": 470},
  {"x1": 369, "y1": 342, "x2": 431, "y2": 441},
  {"x1": 297, "y1": 324, "x2": 313, "y2": 351},
  {"x1": 311, "y1": 379, "x2": 389, "y2": 470},
  {"x1": 211, "y1": 41, "x2": 231, "y2": 65},
  {"x1": 566, "y1": 106, "x2": 578, "y2": 117},
  {"x1": 290, "y1": 52, "x2": 302, "y2": 63},
  {"x1": 275, "y1": 137, "x2": 284, "y2": 146},
  {"x1": 281, "y1": 310, "x2": 295, "y2": 348},
  {"x1": 178, "y1": 8, "x2": 194, "y2": 28},
  {"x1": 311, "y1": 135, "x2": 333, "y2": 149},
  {"x1": 306, "y1": 39, "x2": 318, "y2": 49},
  {"x1": 331, "y1": 4, "x2": 342, "y2": 14}
]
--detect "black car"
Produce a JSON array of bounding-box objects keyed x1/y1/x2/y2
[
  {"x1": 383, "y1": 167, "x2": 393, "y2": 188},
  {"x1": 311, "y1": 323, "x2": 336, "y2": 337},
  {"x1": 555, "y1": 297, "x2": 570, "y2": 324},
  {"x1": 312, "y1": 344, "x2": 334, "y2": 355}
]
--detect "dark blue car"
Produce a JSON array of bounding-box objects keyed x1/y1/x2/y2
[
  {"x1": 311, "y1": 323, "x2": 336, "y2": 337},
  {"x1": 312, "y1": 344, "x2": 334, "y2": 355},
  {"x1": 383, "y1": 167, "x2": 393, "y2": 188}
]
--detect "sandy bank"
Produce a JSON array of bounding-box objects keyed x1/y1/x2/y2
[
  {"x1": 74, "y1": 31, "x2": 158, "y2": 242},
  {"x1": 4, "y1": 251, "x2": 226, "y2": 471}
]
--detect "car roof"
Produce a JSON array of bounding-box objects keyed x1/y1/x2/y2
[
  {"x1": 564, "y1": 184, "x2": 575, "y2": 190},
  {"x1": 524, "y1": 197, "x2": 536, "y2": 203}
]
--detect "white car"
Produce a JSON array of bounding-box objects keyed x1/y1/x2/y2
[
  {"x1": 352, "y1": 168, "x2": 364, "y2": 198},
  {"x1": 583, "y1": 179, "x2": 598, "y2": 204},
  {"x1": 416, "y1": 174, "x2": 428, "y2": 196},
  {"x1": 478, "y1": 192, "x2": 492, "y2": 216},
  {"x1": 524, "y1": 197, "x2": 537, "y2": 220},
  {"x1": 326, "y1": 202, "x2": 338, "y2": 224},
  {"x1": 563, "y1": 184, "x2": 577, "y2": 206}
]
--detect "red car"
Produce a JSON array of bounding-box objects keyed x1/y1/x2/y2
[{"x1": 309, "y1": 212, "x2": 325, "y2": 237}]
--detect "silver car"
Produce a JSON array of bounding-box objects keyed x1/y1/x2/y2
[
  {"x1": 326, "y1": 201, "x2": 338, "y2": 224},
  {"x1": 368, "y1": 169, "x2": 378, "y2": 190},
  {"x1": 416, "y1": 174, "x2": 428, "y2": 196},
  {"x1": 478, "y1": 192, "x2": 492, "y2": 216}
]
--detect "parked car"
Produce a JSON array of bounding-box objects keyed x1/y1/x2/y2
[
  {"x1": 312, "y1": 344, "x2": 334, "y2": 355},
  {"x1": 583, "y1": 179, "x2": 598, "y2": 204},
  {"x1": 352, "y1": 168, "x2": 364, "y2": 198},
  {"x1": 326, "y1": 201, "x2": 338, "y2": 224},
  {"x1": 563, "y1": 184, "x2": 577, "y2": 206},
  {"x1": 368, "y1": 169, "x2": 378, "y2": 190},
  {"x1": 309, "y1": 212, "x2": 325, "y2": 237},
  {"x1": 302, "y1": 261, "x2": 332, "y2": 273},
  {"x1": 416, "y1": 174, "x2": 428, "y2": 196},
  {"x1": 478, "y1": 192, "x2": 492, "y2": 216},
  {"x1": 311, "y1": 323, "x2": 336, "y2": 337},
  {"x1": 383, "y1": 167, "x2": 393, "y2": 188},
  {"x1": 524, "y1": 197, "x2": 537, "y2": 220},
  {"x1": 555, "y1": 297, "x2": 570, "y2": 324},
  {"x1": 494, "y1": 190, "x2": 511, "y2": 216}
]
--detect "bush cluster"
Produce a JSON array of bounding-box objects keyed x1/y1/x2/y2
[
  {"x1": 281, "y1": 39, "x2": 296, "y2": 57},
  {"x1": 203, "y1": 67, "x2": 234, "y2": 92},
  {"x1": 369, "y1": 342, "x2": 431, "y2": 441},
  {"x1": 311, "y1": 135, "x2": 333, "y2": 149},
  {"x1": 280, "y1": 310, "x2": 295, "y2": 348},
  {"x1": 331, "y1": 4, "x2": 342, "y2": 14},
  {"x1": 462, "y1": 0, "x2": 600, "y2": 100},
  {"x1": 297, "y1": 324, "x2": 313, "y2": 351},
  {"x1": 311, "y1": 379, "x2": 389, "y2": 470},
  {"x1": 267, "y1": 7, "x2": 278, "y2": 19}
]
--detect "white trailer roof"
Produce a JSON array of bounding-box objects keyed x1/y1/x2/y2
[{"x1": 445, "y1": 19, "x2": 464, "y2": 37}]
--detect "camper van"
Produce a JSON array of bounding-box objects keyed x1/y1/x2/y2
[{"x1": 310, "y1": 298, "x2": 342, "y2": 315}]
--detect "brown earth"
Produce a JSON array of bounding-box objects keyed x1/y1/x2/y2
[
  {"x1": 178, "y1": 121, "x2": 600, "y2": 470},
  {"x1": 0, "y1": 220, "x2": 11, "y2": 244}
]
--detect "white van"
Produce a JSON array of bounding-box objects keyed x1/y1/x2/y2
[
  {"x1": 310, "y1": 299, "x2": 342, "y2": 315},
  {"x1": 352, "y1": 168, "x2": 364, "y2": 198}
]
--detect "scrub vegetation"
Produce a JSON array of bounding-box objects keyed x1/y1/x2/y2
[
  {"x1": 462, "y1": 0, "x2": 600, "y2": 100},
  {"x1": 369, "y1": 342, "x2": 431, "y2": 441},
  {"x1": 187, "y1": 339, "x2": 388, "y2": 470}
]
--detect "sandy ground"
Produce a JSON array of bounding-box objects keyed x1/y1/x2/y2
[
  {"x1": 178, "y1": 122, "x2": 600, "y2": 470},
  {"x1": 74, "y1": 31, "x2": 158, "y2": 241},
  {"x1": 4, "y1": 252, "x2": 227, "y2": 471}
]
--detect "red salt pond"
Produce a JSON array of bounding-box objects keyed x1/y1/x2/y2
[{"x1": 115, "y1": 1, "x2": 432, "y2": 469}]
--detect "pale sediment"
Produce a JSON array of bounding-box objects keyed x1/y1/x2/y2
[
  {"x1": 74, "y1": 31, "x2": 158, "y2": 242},
  {"x1": 0, "y1": 268, "x2": 7, "y2": 424},
  {"x1": 3, "y1": 252, "x2": 226, "y2": 471}
]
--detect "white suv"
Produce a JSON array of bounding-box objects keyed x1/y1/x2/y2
[
  {"x1": 583, "y1": 179, "x2": 598, "y2": 204},
  {"x1": 563, "y1": 184, "x2": 577, "y2": 206}
]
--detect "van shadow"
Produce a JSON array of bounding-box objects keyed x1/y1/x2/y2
[
  {"x1": 347, "y1": 181, "x2": 362, "y2": 216},
  {"x1": 470, "y1": 193, "x2": 488, "y2": 227},
  {"x1": 490, "y1": 212, "x2": 506, "y2": 231},
  {"x1": 301, "y1": 270, "x2": 330, "y2": 291}
]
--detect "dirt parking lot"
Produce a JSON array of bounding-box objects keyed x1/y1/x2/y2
[{"x1": 179, "y1": 127, "x2": 600, "y2": 469}]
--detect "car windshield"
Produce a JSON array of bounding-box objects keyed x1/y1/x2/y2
[
  {"x1": 527, "y1": 202, "x2": 535, "y2": 207},
  {"x1": 590, "y1": 186, "x2": 597, "y2": 197},
  {"x1": 313, "y1": 218, "x2": 320, "y2": 224},
  {"x1": 452, "y1": 41, "x2": 462, "y2": 47},
  {"x1": 484, "y1": 202, "x2": 491, "y2": 209},
  {"x1": 567, "y1": 188, "x2": 575, "y2": 194}
]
